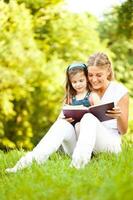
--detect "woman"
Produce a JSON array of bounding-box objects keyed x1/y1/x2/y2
[{"x1": 71, "y1": 52, "x2": 129, "y2": 169}]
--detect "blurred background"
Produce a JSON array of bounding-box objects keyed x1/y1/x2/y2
[{"x1": 0, "y1": 0, "x2": 132, "y2": 150}]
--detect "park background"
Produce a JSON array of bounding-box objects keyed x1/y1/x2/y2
[
  {"x1": 0, "y1": 0, "x2": 133, "y2": 150},
  {"x1": 0, "y1": 1, "x2": 133, "y2": 200}
]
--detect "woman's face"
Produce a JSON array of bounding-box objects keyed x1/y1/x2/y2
[{"x1": 88, "y1": 66, "x2": 109, "y2": 90}]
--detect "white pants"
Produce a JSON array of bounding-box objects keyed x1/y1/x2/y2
[
  {"x1": 6, "y1": 114, "x2": 121, "y2": 171},
  {"x1": 71, "y1": 113, "x2": 121, "y2": 168},
  {"x1": 6, "y1": 119, "x2": 76, "y2": 171}
]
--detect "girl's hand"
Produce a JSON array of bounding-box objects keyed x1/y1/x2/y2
[
  {"x1": 59, "y1": 115, "x2": 74, "y2": 123},
  {"x1": 106, "y1": 106, "x2": 121, "y2": 119},
  {"x1": 65, "y1": 117, "x2": 75, "y2": 123}
]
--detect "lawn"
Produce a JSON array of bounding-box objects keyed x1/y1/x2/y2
[{"x1": 0, "y1": 144, "x2": 133, "y2": 200}]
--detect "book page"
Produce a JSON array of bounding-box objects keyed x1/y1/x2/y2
[{"x1": 63, "y1": 105, "x2": 88, "y2": 110}]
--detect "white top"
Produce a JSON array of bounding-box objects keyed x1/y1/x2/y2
[{"x1": 100, "y1": 81, "x2": 128, "y2": 135}]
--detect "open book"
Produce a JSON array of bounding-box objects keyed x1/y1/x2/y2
[{"x1": 63, "y1": 102, "x2": 114, "y2": 123}]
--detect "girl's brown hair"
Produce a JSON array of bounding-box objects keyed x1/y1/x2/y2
[
  {"x1": 65, "y1": 63, "x2": 90, "y2": 104},
  {"x1": 87, "y1": 52, "x2": 114, "y2": 80}
]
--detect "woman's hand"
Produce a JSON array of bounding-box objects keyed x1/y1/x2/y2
[{"x1": 106, "y1": 106, "x2": 121, "y2": 119}]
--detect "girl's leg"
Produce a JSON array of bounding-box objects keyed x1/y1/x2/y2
[
  {"x1": 6, "y1": 119, "x2": 76, "y2": 172},
  {"x1": 71, "y1": 113, "x2": 121, "y2": 169}
]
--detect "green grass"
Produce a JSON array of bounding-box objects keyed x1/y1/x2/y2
[{"x1": 0, "y1": 145, "x2": 133, "y2": 200}]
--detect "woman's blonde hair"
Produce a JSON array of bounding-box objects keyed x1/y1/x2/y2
[{"x1": 87, "y1": 52, "x2": 114, "y2": 80}]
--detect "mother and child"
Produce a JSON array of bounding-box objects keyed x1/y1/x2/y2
[{"x1": 6, "y1": 52, "x2": 129, "y2": 172}]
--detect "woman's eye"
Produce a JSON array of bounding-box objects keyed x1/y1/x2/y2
[{"x1": 97, "y1": 74, "x2": 102, "y2": 77}]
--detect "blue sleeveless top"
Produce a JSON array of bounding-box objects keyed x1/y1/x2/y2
[{"x1": 72, "y1": 92, "x2": 91, "y2": 107}]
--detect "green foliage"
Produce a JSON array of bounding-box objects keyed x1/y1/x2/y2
[
  {"x1": 0, "y1": 0, "x2": 64, "y2": 149},
  {"x1": 34, "y1": 9, "x2": 105, "y2": 62},
  {"x1": 117, "y1": 0, "x2": 133, "y2": 39},
  {"x1": 5, "y1": 0, "x2": 62, "y2": 10},
  {"x1": 98, "y1": 1, "x2": 133, "y2": 97}
]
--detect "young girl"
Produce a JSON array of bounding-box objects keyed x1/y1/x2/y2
[
  {"x1": 6, "y1": 63, "x2": 100, "y2": 173},
  {"x1": 61, "y1": 63, "x2": 100, "y2": 137}
]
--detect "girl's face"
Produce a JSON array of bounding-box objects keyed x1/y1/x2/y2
[
  {"x1": 88, "y1": 66, "x2": 110, "y2": 90},
  {"x1": 70, "y1": 71, "x2": 88, "y2": 94}
]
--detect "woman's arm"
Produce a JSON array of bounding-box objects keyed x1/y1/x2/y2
[
  {"x1": 117, "y1": 93, "x2": 129, "y2": 134},
  {"x1": 106, "y1": 93, "x2": 129, "y2": 134}
]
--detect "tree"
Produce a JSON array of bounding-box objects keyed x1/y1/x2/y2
[
  {"x1": 117, "y1": 0, "x2": 133, "y2": 39},
  {"x1": 98, "y1": 1, "x2": 133, "y2": 97},
  {"x1": 0, "y1": 0, "x2": 108, "y2": 150},
  {"x1": 0, "y1": 0, "x2": 69, "y2": 149},
  {"x1": 0, "y1": 0, "x2": 61, "y2": 149}
]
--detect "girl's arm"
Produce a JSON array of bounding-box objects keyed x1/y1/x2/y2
[
  {"x1": 58, "y1": 110, "x2": 74, "y2": 123},
  {"x1": 89, "y1": 92, "x2": 100, "y2": 105},
  {"x1": 57, "y1": 110, "x2": 66, "y2": 119}
]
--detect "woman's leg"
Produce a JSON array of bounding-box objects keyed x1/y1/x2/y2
[
  {"x1": 71, "y1": 113, "x2": 121, "y2": 169},
  {"x1": 74, "y1": 122, "x2": 80, "y2": 140},
  {"x1": 6, "y1": 119, "x2": 76, "y2": 172}
]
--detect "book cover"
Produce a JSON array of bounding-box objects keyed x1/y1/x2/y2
[{"x1": 63, "y1": 102, "x2": 114, "y2": 123}]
